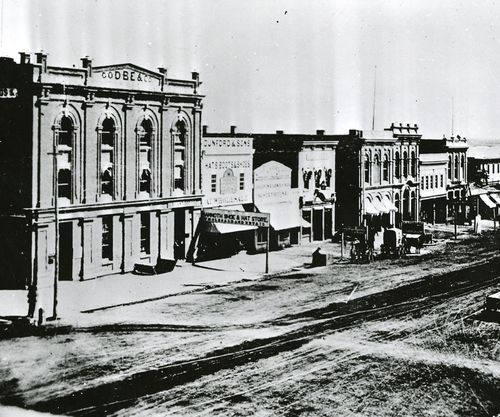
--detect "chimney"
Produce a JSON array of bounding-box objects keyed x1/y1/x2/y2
[
  {"x1": 230, "y1": 125, "x2": 236, "y2": 135},
  {"x1": 158, "y1": 66, "x2": 167, "y2": 78},
  {"x1": 35, "y1": 51, "x2": 48, "y2": 73},
  {"x1": 202, "y1": 125, "x2": 208, "y2": 135},
  {"x1": 81, "y1": 56, "x2": 92, "y2": 75},
  {"x1": 19, "y1": 52, "x2": 30, "y2": 65},
  {"x1": 316, "y1": 129, "x2": 325, "y2": 136},
  {"x1": 191, "y1": 71, "x2": 200, "y2": 93}
]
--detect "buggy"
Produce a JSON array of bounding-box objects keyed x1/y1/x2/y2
[
  {"x1": 380, "y1": 227, "x2": 405, "y2": 258},
  {"x1": 343, "y1": 226, "x2": 374, "y2": 263},
  {"x1": 401, "y1": 221, "x2": 432, "y2": 254}
]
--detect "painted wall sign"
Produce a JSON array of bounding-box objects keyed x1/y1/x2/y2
[
  {"x1": 202, "y1": 137, "x2": 253, "y2": 207},
  {"x1": 92, "y1": 64, "x2": 162, "y2": 91},
  {"x1": 0, "y1": 88, "x2": 18, "y2": 98},
  {"x1": 254, "y1": 161, "x2": 294, "y2": 205},
  {"x1": 203, "y1": 208, "x2": 269, "y2": 227}
]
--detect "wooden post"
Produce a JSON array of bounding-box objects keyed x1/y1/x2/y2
[
  {"x1": 340, "y1": 231, "x2": 344, "y2": 260},
  {"x1": 454, "y1": 202, "x2": 457, "y2": 239},
  {"x1": 51, "y1": 139, "x2": 59, "y2": 320},
  {"x1": 265, "y1": 225, "x2": 269, "y2": 274}
]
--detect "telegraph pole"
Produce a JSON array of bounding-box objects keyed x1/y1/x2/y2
[{"x1": 48, "y1": 139, "x2": 60, "y2": 320}]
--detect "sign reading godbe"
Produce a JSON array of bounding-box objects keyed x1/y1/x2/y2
[{"x1": 202, "y1": 209, "x2": 269, "y2": 227}]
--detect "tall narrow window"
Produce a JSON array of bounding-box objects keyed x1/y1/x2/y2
[
  {"x1": 448, "y1": 156, "x2": 452, "y2": 180},
  {"x1": 139, "y1": 119, "x2": 153, "y2": 196},
  {"x1": 211, "y1": 174, "x2": 217, "y2": 192},
  {"x1": 364, "y1": 154, "x2": 370, "y2": 184},
  {"x1": 140, "y1": 212, "x2": 150, "y2": 255},
  {"x1": 403, "y1": 151, "x2": 408, "y2": 178},
  {"x1": 173, "y1": 120, "x2": 187, "y2": 191},
  {"x1": 102, "y1": 216, "x2": 113, "y2": 262},
  {"x1": 383, "y1": 154, "x2": 389, "y2": 182},
  {"x1": 239, "y1": 172, "x2": 245, "y2": 190},
  {"x1": 373, "y1": 154, "x2": 381, "y2": 184},
  {"x1": 411, "y1": 151, "x2": 416, "y2": 177},
  {"x1": 454, "y1": 154, "x2": 460, "y2": 180},
  {"x1": 440, "y1": 174, "x2": 444, "y2": 188},
  {"x1": 100, "y1": 117, "x2": 115, "y2": 199},
  {"x1": 57, "y1": 116, "x2": 74, "y2": 200},
  {"x1": 395, "y1": 151, "x2": 401, "y2": 179}
]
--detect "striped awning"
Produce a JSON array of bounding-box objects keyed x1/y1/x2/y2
[{"x1": 480, "y1": 194, "x2": 496, "y2": 209}]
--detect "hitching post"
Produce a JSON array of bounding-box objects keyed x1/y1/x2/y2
[{"x1": 265, "y1": 214, "x2": 270, "y2": 274}]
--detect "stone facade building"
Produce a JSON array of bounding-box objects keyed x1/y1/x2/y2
[
  {"x1": 0, "y1": 53, "x2": 203, "y2": 295},
  {"x1": 335, "y1": 123, "x2": 421, "y2": 229}
]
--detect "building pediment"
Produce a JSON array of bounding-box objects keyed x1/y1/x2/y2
[{"x1": 91, "y1": 63, "x2": 163, "y2": 91}]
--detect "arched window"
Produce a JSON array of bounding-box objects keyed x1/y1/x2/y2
[
  {"x1": 403, "y1": 189, "x2": 410, "y2": 220},
  {"x1": 100, "y1": 117, "x2": 115, "y2": 199},
  {"x1": 403, "y1": 151, "x2": 408, "y2": 178},
  {"x1": 56, "y1": 116, "x2": 74, "y2": 200},
  {"x1": 395, "y1": 151, "x2": 401, "y2": 180},
  {"x1": 173, "y1": 120, "x2": 187, "y2": 191},
  {"x1": 448, "y1": 156, "x2": 452, "y2": 180},
  {"x1": 454, "y1": 154, "x2": 460, "y2": 180},
  {"x1": 139, "y1": 118, "x2": 153, "y2": 196},
  {"x1": 383, "y1": 154, "x2": 389, "y2": 182},
  {"x1": 364, "y1": 153, "x2": 371, "y2": 184},
  {"x1": 373, "y1": 153, "x2": 381, "y2": 184},
  {"x1": 411, "y1": 151, "x2": 416, "y2": 177}
]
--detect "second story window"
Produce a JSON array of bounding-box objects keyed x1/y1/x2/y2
[
  {"x1": 100, "y1": 117, "x2": 115, "y2": 199},
  {"x1": 403, "y1": 151, "x2": 408, "y2": 178},
  {"x1": 454, "y1": 154, "x2": 460, "y2": 180},
  {"x1": 395, "y1": 151, "x2": 401, "y2": 180},
  {"x1": 448, "y1": 156, "x2": 452, "y2": 180},
  {"x1": 364, "y1": 154, "x2": 370, "y2": 184},
  {"x1": 139, "y1": 119, "x2": 153, "y2": 196},
  {"x1": 411, "y1": 151, "x2": 417, "y2": 177},
  {"x1": 173, "y1": 120, "x2": 187, "y2": 191},
  {"x1": 383, "y1": 154, "x2": 389, "y2": 182},
  {"x1": 57, "y1": 116, "x2": 74, "y2": 201},
  {"x1": 239, "y1": 172, "x2": 245, "y2": 190},
  {"x1": 211, "y1": 174, "x2": 217, "y2": 192}
]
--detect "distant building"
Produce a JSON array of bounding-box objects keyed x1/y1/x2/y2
[
  {"x1": 468, "y1": 156, "x2": 500, "y2": 186},
  {"x1": 421, "y1": 135, "x2": 468, "y2": 223},
  {"x1": 335, "y1": 123, "x2": 421, "y2": 229},
  {"x1": 202, "y1": 126, "x2": 338, "y2": 243},
  {"x1": 419, "y1": 153, "x2": 448, "y2": 223},
  {"x1": 0, "y1": 53, "x2": 203, "y2": 296},
  {"x1": 196, "y1": 135, "x2": 254, "y2": 260}
]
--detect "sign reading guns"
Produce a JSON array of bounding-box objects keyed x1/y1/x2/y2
[{"x1": 202, "y1": 208, "x2": 269, "y2": 227}]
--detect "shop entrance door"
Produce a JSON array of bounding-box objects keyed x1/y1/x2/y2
[
  {"x1": 324, "y1": 208, "x2": 332, "y2": 240},
  {"x1": 59, "y1": 222, "x2": 73, "y2": 280},
  {"x1": 174, "y1": 210, "x2": 186, "y2": 259},
  {"x1": 313, "y1": 209, "x2": 323, "y2": 241}
]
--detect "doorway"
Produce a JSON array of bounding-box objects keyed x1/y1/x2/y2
[
  {"x1": 174, "y1": 209, "x2": 186, "y2": 259},
  {"x1": 59, "y1": 222, "x2": 73, "y2": 280},
  {"x1": 324, "y1": 208, "x2": 332, "y2": 240},
  {"x1": 313, "y1": 209, "x2": 323, "y2": 241}
]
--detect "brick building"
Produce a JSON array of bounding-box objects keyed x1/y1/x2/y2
[
  {"x1": 335, "y1": 123, "x2": 421, "y2": 229},
  {"x1": 0, "y1": 52, "x2": 203, "y2": 300}
]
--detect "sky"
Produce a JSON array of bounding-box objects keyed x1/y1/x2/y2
[{"x1": 2, "y1": 0, "x2": 500, "y2": 142}]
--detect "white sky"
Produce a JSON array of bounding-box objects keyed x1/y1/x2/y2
[{"x1": 3, "y1": 0, "x2": 500, "y2": 140}]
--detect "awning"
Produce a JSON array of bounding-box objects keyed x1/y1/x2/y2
[
  {"x1": 257, "y1": 204, "x2": 301, "y2": 231},
  {"x1": 372, "y1": 198, "x2": 389, "y2": 214},
  {"x1": 364, "y1": 199, "x2": 379, "y2": 215},
  {"x1": 203, "y1": 205, "x2": 257, "y2": 234},
  {"x1": 205, "y1": 222, "x2": 257, "y2": 234},
  {"x1": 382, "y1": 195, "x2": 398, "y2": 211},
  {"x1": 479, "y1": 194, "x2": 496, "y2": 209},
  {"x1": 489, "y1": 194, "x2": 500, "y2": 205}
]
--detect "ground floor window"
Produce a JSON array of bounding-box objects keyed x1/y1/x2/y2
[
  {"x1": 102, "y1": 216, "x2": 113, "y2": 262},
  {"x1": 140, "y1": 212, "x2": 151, "y2": 254}
]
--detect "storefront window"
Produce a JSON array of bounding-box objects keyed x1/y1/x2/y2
[
  {"x1": 102, "y1": 216, "x2": 113, "y2": 262},
  {"x1": 257, "y1": 227, "x2": 267, "y2": 243},
  {"x1": 140, "y1": 212, "x2": 150, "y2": 255}
]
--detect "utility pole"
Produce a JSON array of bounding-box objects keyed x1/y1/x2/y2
[
  {"x1": 48, "y1": 139, "x2": 61, "y2": 320},
  {"x1": 371, "y1": 66, "x2": 377, "y2": 131}
]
